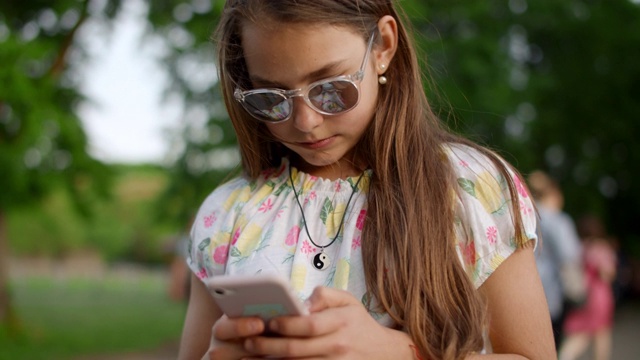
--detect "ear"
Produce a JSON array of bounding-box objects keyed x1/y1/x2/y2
[{"x1": 374, "y1": 15, "x2": 398, "y2": 76}]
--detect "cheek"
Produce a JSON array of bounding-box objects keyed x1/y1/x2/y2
[
  {"x1": 353, "y1": 79, "x2": 379, "y2": 125},
  {"x1": 265, "y1": 123, "x2": 288, "y2": 141}
]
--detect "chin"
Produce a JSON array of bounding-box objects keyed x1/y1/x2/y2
[
  {"x1": 301, "y1": 154, "x2": 340, "y2": 168},
  {"x1": 298, "y1": 149, "x2": 360, "y2": 175}
]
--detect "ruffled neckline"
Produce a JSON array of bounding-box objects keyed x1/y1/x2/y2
[{"x1": 274, "y1": 158, "x2": 372, "y2": 193}]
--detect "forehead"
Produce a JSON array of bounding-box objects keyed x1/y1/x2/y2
[{"x1": 239, "y1": 22, "x2": 366, "y2": 85}]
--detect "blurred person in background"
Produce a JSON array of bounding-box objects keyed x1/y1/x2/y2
[
  {"x1": 528, "y1": 170, "x2": 586, "y2": 349},
  {"x1": 559, "y1": 215, "x2": 618, "y2": 360},
  {"x1": 165, "y1": 217, "x2": 195, "y2": 303}
]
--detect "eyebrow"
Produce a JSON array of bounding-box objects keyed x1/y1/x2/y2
[{"x1": 249, "y1": 59, "x2": 349, "y2": 88}]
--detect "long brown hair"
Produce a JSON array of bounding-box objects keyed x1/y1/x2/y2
[{"x1": 214, "y1": 1, "x2": 529, "y2": 359}]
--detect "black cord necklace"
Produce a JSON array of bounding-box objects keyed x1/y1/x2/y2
[{"x1": 289, "y1": 164, "x2": 366, "y2": 271}]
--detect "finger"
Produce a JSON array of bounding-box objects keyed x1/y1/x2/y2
[
  {"x1": 205, "y1": 339, "x2": 254, "y2": 360},
  {"x1": 305, "y1": 286, "x2": 360, "y2": 312},
  {"x1": 245, "y1": 333, "x2": 342, "y2": 358},
  {"x1": 268, "y1": 307, "x2": 349, "y2": 337},
  {"x1": 213, "y1": 315, "x2": 266, "y2": 341}
]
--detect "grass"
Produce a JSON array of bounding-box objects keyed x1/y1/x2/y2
[{"x1": 0, "y1": 270, "x2": 186, "y2": 360}]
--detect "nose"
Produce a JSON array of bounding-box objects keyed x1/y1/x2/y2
[{"x1": 292, "y1": 97, "x2": 323, "y2": 133}]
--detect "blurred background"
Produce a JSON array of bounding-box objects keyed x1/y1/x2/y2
[{"x1": 0, "y1": 0, "x2": 639, "y2": 359}]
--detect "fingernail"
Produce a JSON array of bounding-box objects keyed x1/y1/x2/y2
[
  {"x1": 269, "y1": 320, "x2": 278, "y2": 332},
  {"x1": 248, "y1": 319, "x2": 263, "y2": 333}
]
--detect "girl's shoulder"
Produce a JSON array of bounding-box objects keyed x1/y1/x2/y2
[
  {"x1": 187, "y1": 160, "x2": 293, "y2": 279},
  {"x1": 444, "y1": 143, "x2": 538, "y2": 288},
  {"x1": 442, "y1": 142, "x2": 505, "y2": 177},
  {"x1": 196, "y1": 159, "x2": 292, "y2": 216}
]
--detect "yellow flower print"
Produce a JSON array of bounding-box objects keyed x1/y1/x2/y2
[
  {"x1": 334, "y1": 259, "x2": 350, "y2": 290},
  {"x1": 490, "y1": 253, "x2": 506, "y2": 271},
  {"x1": 290, "y1": 264, "x2": 307, "y2": 292},
  {"x1": 325, "y1": 203, "x2": 347, "y2": 237},
  {"x1": 301, "y1": 179, "x2": 314, "y2": 194},
  {"x1": 212, "y1": 231, "x2": 232, "y2": 247},
  {"x1": 475, "y1": 171, "x2": 505, "y2": 214},
  {"x1": 291, "y1": 167, "x2": 315, "y2": 193},
  {"x1": 223, "y1": 187, "x2": 251, "y2": 212},
  {"x1": 356, "y1": 174, "x2": 370, "y2": 193},
  {"x1": 235, "y1": 223, "x2": 263, "y2": 256},
  {"x1": 250, "y1": 182, "x2": 275, "y2": 206}
]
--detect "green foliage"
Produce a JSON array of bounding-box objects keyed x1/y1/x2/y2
[
  {"x1": 413, "y1": 0, "x2": 640, "y2": 241},
  {"x1": 7, "y1": 165, "x2": 175, "y2": 263},
  {"x1": 0, "y1": 0, "x2": 119, "y2": 213},
  {"x1": 0, "y1": 274, "x2": 185, "y2": 360},
  {"x1": 144, "y1": 1, "x2": 240, "y2": 227}
]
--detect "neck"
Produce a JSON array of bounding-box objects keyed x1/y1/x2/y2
[{"x1": 292, "y1": 156, "x2": 366, "y2": 180}]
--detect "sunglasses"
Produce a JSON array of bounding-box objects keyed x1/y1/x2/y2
[{"x1": 233, "y1": 32, "x2": 376, "y2": 123}]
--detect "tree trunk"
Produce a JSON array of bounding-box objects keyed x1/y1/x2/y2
[{"x1": 0, "y1": 209, "x2": 19, "y2": 333}]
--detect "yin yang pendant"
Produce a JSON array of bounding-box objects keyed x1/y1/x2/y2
[{"x1": 312, "y1": 252, "x2": 331, "y2": 270}]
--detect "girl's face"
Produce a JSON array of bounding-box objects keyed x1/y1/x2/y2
[{"x1": 240, "y1": 22, "x2": 381, "y2": 178}]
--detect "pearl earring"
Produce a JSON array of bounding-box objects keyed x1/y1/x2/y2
[{"x1": 378, "y1": 64, "x2": 388, "y2": 84}]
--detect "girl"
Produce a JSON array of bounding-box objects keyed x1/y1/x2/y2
[
  {"x1": 179, "y1": 1, "x2": 555, "y2": 359},
  {"x1": 559, "y1": 216, "x2": 618, "y2": 360}
]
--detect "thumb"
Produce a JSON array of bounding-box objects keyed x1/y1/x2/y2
[{"x1": 305, "y1": 286, "x2": 359, "y2": 312}]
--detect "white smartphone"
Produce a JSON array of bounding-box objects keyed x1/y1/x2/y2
[{"x1": 206, "y1": 274, "x2": 309, "y2": 321}]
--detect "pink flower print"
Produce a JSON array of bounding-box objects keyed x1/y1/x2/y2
[
  {"x1": 519, "y1": 199, "x2": 533, "y2": 215},
  {"x1": 514, "y1": 175, "x2": 529, "y2": 198},
  {"x1": 352, "y1": 236, "x2": 362, "y2": 250},
  {"x1": 356, "y1": 209, "x2": 367, "y2": 231},
  {"x1": 276, "y1": 209, "x2": 285, "y2": 218},
  {"x1": 461, "y1": 241, "x2": 476, "y2": 266},
  {"x1": 274, "y1": 163, "x2": 287, "y2": 178},
  {"x1": 231, "y1": 227, "x2": 241, "y2": 245},
  {"x1": 309, "y1": 191, "x2": 317, "y2": 201},
  {"x1": 196, "y1": 268, "x2": 207, "y2": 280},
  {"x1": 285, "y1": 226, "x2": 300, "y2": 246},
  {"x1": 204, "y1": 213, "x2": 217, "y2": 228},
  {"x1": 259, "y1": 198, "x2": 274, "y2": 213},
  {"x1": 301, "y1": 240, "x2": 316, "y2": 255},
  {"x1": 213, "y1": 244, "x2": 229, "y2": 264},
  {"x1": 334, "y1": 181, "x2": 342, "y2": 192},
  {"x1": 459, "y1": 160, "x2": 469, "y2": 168},
  {"x1": 486, "y1": 226, "x2": 498, "y2": 245},
  {"x1": 260, "y1": 168, "x2": 273, "y2": 179}
]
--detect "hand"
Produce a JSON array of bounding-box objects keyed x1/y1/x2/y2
[
  {"x1": 201, "y1": 314, "x2": 266, "y2": 359},
  {"x1": 242, "y1": 287, "x2": 414, "y2": 359}
]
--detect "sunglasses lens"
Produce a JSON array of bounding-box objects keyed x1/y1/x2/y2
[
  {"x1": 308, "y1": 80, "x2": 359, "y2": 114},
  {"x1": 243, "y1": 92, "x2": 291, "y2": 122}
]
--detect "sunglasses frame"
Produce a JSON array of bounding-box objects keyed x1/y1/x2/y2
[{"x1": 234, "y1": 31, "x2": 377, "y2": 123}]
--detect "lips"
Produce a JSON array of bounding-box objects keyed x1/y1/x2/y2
[{"x1": 297, "y1": 136, "x2": 336, "y2": 149}]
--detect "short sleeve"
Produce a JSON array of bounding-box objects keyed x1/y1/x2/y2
[
  {"x1": 446, "y1": 144, "x2": 537, "y2": 288},
  {"x1": 187, "y1": 177, "x2": 251, "y2": 282}
]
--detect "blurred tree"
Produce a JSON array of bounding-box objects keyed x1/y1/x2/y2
[
  {"x1": 416, "y1": 0, "x2": 640, "y2": 251},
  {"x1": 0, "y1": 0, "x2": 119, "y2": 334},
  {"x1": 143, "y1": 1, "x2": 237, "y2": 229}
]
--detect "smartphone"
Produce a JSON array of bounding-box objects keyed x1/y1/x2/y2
[{"x1": 206, "y1": 274, "x2": 309, "y2": 321}]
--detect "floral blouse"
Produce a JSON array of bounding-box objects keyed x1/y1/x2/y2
[{"x1": 187, "y1": 144, "x2": 537, "y2": 325}]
